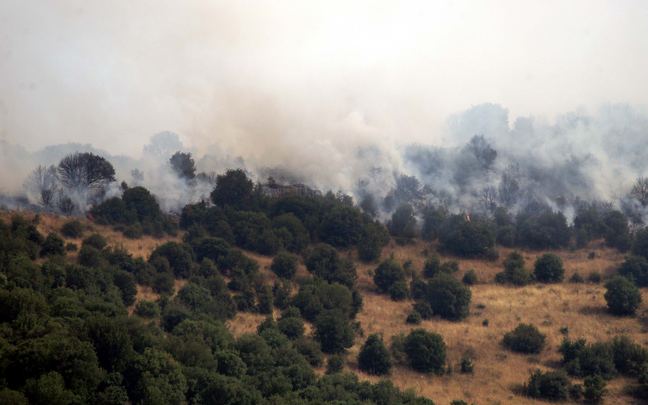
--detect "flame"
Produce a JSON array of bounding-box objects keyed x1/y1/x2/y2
[{"x1": 466, "y1": 214, "x2": 470, "y2": 221}]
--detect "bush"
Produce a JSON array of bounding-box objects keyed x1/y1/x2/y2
[
  {"x1": 326, "y1": 354, "x2": 345, "y2": 375},
  {"x1": 306, "y1": 243, "x2": 357, "y2": 288},
  {"x1": 406, "y1": 312, "x2": 422, "y2": 325},
  {"x1": 277, "y1": 317, "x2": 305, "y2": 340},
  {"x1": 387, "y1": 204, "x2": 417, "y2": 240},
  {"x1": 426, "y1": 273, "x2": 471, "y2": 320},
  {"x1": 496, "y1": 225, "x2": 517, "y2": 247},
  {"x1": 153, "y1": 272, "x2": 176, "y2": 296},
  {"x1": 404, "y1": 329, "x2": 446, "y2": 374},
  {"x1": 388, "y1": 280, "x2": 409, "y2": 301},
  {"x1": 525, "y1": 370, "x2": 571, "y2": 401},
  {"x1": 570, "y1": 272, "x2": 585, "y2": 283},
  {"x1": 604, "y1": 276, "x2": 642, "y2": 316},
  {"x1": 271, "y1": 250, "x2": 298, "y2": 280},
  {"x1": 135, "y1": 300, "x2": 161, "y2": 318},
  {"x1": 78, "y1": 245, "x2": 103, "y2": 267},
  {"x1": 357, "y1": 334, "x2": 392, "y2": 376},
  {"x1": 313, "y1": 310, "x2": 355, "y2": 354},
  {"x1": 422, "y1": 253, "x2": 441, "y2": 278},
  {"x1": 413, "y1": 301, "x2": 434, "y2": 320},
  {"x1": 61, "y1": 220, "x2": 85, "y2": 238},
  {"x1": 460, "y1": 351, "x2": 474, "y2": 374},
  {"x1": 82, "y1": 233, "x2": 107, "y2": 250},
  {"x1": 149, "y1": 242, "x2": 194, "y2": 279},
  {"x1": 502, "y1": 323, "x2": 546, "y2": 354},
  {"x1": 533, "y1": 253, "x2": 565, "y2": 283},
  {"x1": 65, "y1": 242, "x2": 78, "y2": 252},
  {"x1": 496, "y1": 251, "x2": 531, "y2": 286},
  {"x1": 583, "y1": 375, "x2": 607, "y2": 403},
  {"x1": 373, "y1": 258, "x2": 406, "y2": 294},
  {"x1": 559, "y1": 338, "x2": 617, "y2": 380},
  {"x1": 40, "y1": 232, "x2": 66, "y2": 257},
  {"x1": 588, "y1": 271, "x2": 602, "y2": 283},
  {"x1": 618, "y1": 255, "x2": 648, "y2": 286},
  {"x1": 439, "y1": 216, "x2": 495, "y2": 258},
  {"x1": 462, "y1": 270, "x2": 477, "y2": 285}
]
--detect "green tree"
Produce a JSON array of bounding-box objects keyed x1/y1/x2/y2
[
  {"x1": 305, "y1": 244, "x2": 357, "y2": 288},
  {"x1": 134, "y1": 348, "x2": 187, "y2": 405},
  {"x1": 583, "y1": 375, "x2": 607, "y2": 403},
  {"x1": 40, "y1": 233, "x2": 65, "y2": 257},
  {"x1": 404, "y1": 329, "x2": 446, "y2": 374},
  {"x1": 619, "y1": 255, "x2": 648, "y2": 286},
  {"x1": 358, "y1": 334, "x2": 393, "y2": 376},
  {"x1": 604, "y1": 210, "x2": 631, "y2": 252},
  {"x1": 426, "y1": 273, "x2": 471, "y2": 320},
  {"x1": 502, "y1": 323, "x2": 546, "y2": 354},
  {"x1": 313, "y1": 310, "x2": 355, "y2": 354},
  {"x1": 387, "y1": 204, "x2": 417, "y2": 241},
  {"x1": 525, "y1": 370, "x2": 571, "y2": 401},
  {"x1": 533, "y1": 253, "x2": 565, "y2": 283},
  {"x1": 271, "y1": 250, "x2": 298, "y2": 279},
  {"x1": 495, "y1": 250, "x2": 531, "y2": 286},
  {"x1": 122, "y1": 186, "x2": 162, "y2": 223},
  {"x1": 169, "y1": 151, "x2": 196, "y2": 180},
  {"x1": 373, "y1": 258, "x2": 406, "y2": 294},
  {"x1": 210, "y1": 169, "x2": 254, "y2": 209},
  {"x1": 604, "y1": 276, "x2": 642, "y2": 316}
]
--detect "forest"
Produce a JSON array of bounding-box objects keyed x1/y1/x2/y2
[{"x1": 1, "y1": 145, "x2": 648, "y2": 404}]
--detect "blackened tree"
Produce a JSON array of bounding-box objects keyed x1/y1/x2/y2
[
  {"x1": 631, "y1": 177, "x2": 648, "y2": 207},
  {"x1": 24, "y1": 165, "x2": 59, "y2": 207},
  {"x1": 57, "y1": 152, "x2": 116, "y2": 191}
]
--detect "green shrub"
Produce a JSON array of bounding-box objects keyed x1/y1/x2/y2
[
  {"x1": 326, "y1": 354, "x2": 345, "y2": 374},
  {"x1": 406, "y1": 312, "x2": 422, "y2": 325},
  {"x1": 358, "y1": 334, "x2": 392, "y2": 376},
  {"x1": 618, "y1": 255, "x2": 648, "y2": 286},
  {"x1": 422, "y1": 253, "x2": 441, "y2": 278},
  {"x1": 462, "y1": 269, "x2": 477, "y2": 285},
  {"x1": 271, "y1": 250, "x2": 298, "y2": 280},
  {"x1": 40, "y1": 232, "x2": 66, "y2": 257},
  {"x1": 78, "y1": 245, "x2": 103, "y2": 267},
  {"x1": 460, "y1": 351, "x2": 474, "y2": 374},
  {"x1": 559, "y1": 338, "x2": 617, "y2": 380},
  {"x1": 373, "y1": 258, "x2": 406, "y2": 294},
  {"x1": 413, "y1": 301, "x2": 434, "y2": 320},
  {"x1": 570, "y1": 272, "x2": 584, "y2": 283},
  {"x1": 502, "y1": 323, "x2": 546, "y2": 354},
  {"x1": 588, "y1": 271, "x2": 601, "y2": 283},
  {"x1": 525, "y1": 369, "x2": 571, "y2": 401},
  {"x1": 65, "y1": 242, "x2": 78, "y2": 252},
  {"x1": 135, "y1": 300, "x2": 161, "y2": 318},
  {"x1": 426, "y1": 273, "x2": 471, "y2": 320},
  {"x1": 604, "y1": 276, "x2": 642, "y2": 316},
  {"x1": 388, "y1": 280, "x2": 409, "y2": 301},
  {"x1": 496, "y1": 251, "x2": 531, "y2": 286},
  {"x1": 533, "y1": 253, "x2": 565, "y2": 283},
  {"x1": 61, "y1": 219, "x2": 85, "y2": 238},
  {"x1": 82, "y1": 233, "x2": 107, "y2": 250},
  {"x1": 404, "y1": 328, "x2": 446, "y2": 374},
  {"x1": 583, "y1": 375, "x2": 607, "y2": 403},
  {"x1": 277, "y1": 317, "x2": 305, "y2": 340},
  {"x1": 122, "y1": 223, "x2": 143, "y2": 239}
]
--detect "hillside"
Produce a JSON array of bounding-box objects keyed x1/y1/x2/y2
[{"x1": 2, "y1": 210, "x2": 646, "y2": 404}]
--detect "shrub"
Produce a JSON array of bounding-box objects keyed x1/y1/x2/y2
[
  {"x1": 387, "y1": 204, "x2": 417, "y2": 240},
  {"x1": 406, "y1": 312, "x2": 422, "y2": 325},
  {"x1": 404, "y1": 329, "x2": 446, "y2": 374},
  {"x1": 358, "y1": 334, "x2": 393, "y2": 376},
  {"x1": 533, "y1": 253, "x2": 565, "y2": 283},
  {"x1": 583, "y1": 375, "x2": 607, "y2": 403},
  {"x1": 413, "y1": 301, "x2": 434, "y2": 320},
  {"x1": 135, "y1": 300, "x2": 161, "y2": 318},
  {"x1": 618, "y1": 255, "x2": 648, "y2": 286},
  {"x1": 77, "y1": 245, "x2": 103, "y2": 267},
  {"x1": 462, "y1": 270, "x2": 477, "y2": 285},
  {"x1": 610, "y1": 335, "x2": 648, "y2": 375},
  {"x1": 570, "y1": 272, "x2": 584, "y2": 283},
  {"x1": 293, "y1": 337, "x2": 324, "y2": 367},
  {"x1": 525, "y1": 370, "x2": 571, "y2": 401},
  {"x1": 306, "y1": 243, "x2": 357, "y2": 288},
  {"x1": 438, "y1": 216, "x2": 495, "y2": 258},
  {"x1": 326, "y1": 354, "x2": 345, "y2": 375},
  {"x1": 271, "y1": 250, "x2": 299, "y2": 280},
  {"x1": 149, "y1": 242, "x2": 194, "y2": 279},
  {"x1": 65, "y1": 242, "x2": 78, "y2": 252},
  {"x1": 373, "y1": 258, "x2": 406, "y2": 294},
  {"x1": 559, "y1": 338, "x2": 617, "y2": 380},
  {"x1": 61, "y1": 220, "x2": 85, "y2": 238},
  {"x1": 496, "y1": 251, "x2": 531, "y2": 286},
  {"x1": 153, "y1": 273, "x2": 176, "y2": 296},
  {"x1": 496, "y1": 225, "x2": 517, "y2": 247},
  {"x1": 426, "y1": 273, "x2": 471, "y2": 320},
  {"x1": 388, "y1": 280, "x2": 409, "y2": 301},
  {"x1": 277, "y1": 317, "x2": 305, "y2": 340},
  {"x1": 40, "y1": 232, "x2": 66, "y2": 257},
  {"x1": 313, "y1": 310, "x2": 355, "y2": 354},
  {"x1": 588, "y1": 271, "x2": 601, "y2": 283},
  {"x1": 422, "y1": 253, "x2": 441, "y2": 278},
  {"x1": 460, "y1": 351, "x2": 474, "y2": 374},
  {"x1": 502, "y1": 323, "x2": 546, "y2": 354},
  {"x1": 82, "y1": 233, "x2": 107, "y2": 250},
  {"x1": 604, "y1": 276, "x2": 642, "y2": 316},
  {"x1": 122, "y1": 223, "x2": 143, "y2": 239}
]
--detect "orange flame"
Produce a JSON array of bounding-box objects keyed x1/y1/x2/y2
[{"x1": 466, "y1": 214, "x2": 470, "y2": 221}]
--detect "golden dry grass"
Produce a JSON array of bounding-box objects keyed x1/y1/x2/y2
[{"x1": 4, "y1": 211, "x2": 647, "y2": 403}]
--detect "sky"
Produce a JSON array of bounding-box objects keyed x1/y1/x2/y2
[{"x1": 1, "y1": 0, "x2": 647, "y2": 159}]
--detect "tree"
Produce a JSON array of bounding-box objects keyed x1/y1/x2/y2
[
  {"x1": 618, "y1": 255, "x2": 648, "y2": 286},
  {"x1": 604, "y1": 276, "x2": 642, "y2": 316},
  {"x1": 631, "y1": 177, "x2": 648, "y2": 207},
  {"x1": 169, "y1": 151, "x2": 196, "y2": 180},
  {"x1": 583, "y1": 375, "x2": 607, "y2": 403},
  {"x1": 24, "y1": 165, "x2": 59, "y2": 207},
  {"x1": 313, "y1": 310, "x2": 355, "y2": 354},
  {"x1": 373, "y1": 259, "x2": 405, "y2": 294},
  {"x1": 57, "y1": 152, "x2": 116, "y2": 191},
  {"x1": 271, "y1": 250, "x2": 298, "y2": 280},
  {"x1": 604, "y1": 210, "x2": 631, "y2": 252},
  {"x1": 40, "y1": 233, "x2": 66, "y2": 257},
  {"x1": 387, "y1": 204, "x2": 417, "y2": 241},
  {"x1": 496, "y1": 250, "x2": 531, "y2": 286},
  {"x1": 533, "y1": 253, "x2": 565, "y2": 283},
  {"x1": 426, "y1": 273, "x2": 471, "y2": 320},
  {"x1": 502, "y1": 323, "x2": 546, "y2": 354},
  {"x1": 525, "y1": 370, "x2": 571, "y2": 401},
  {"x1": 305, "y1": 244, "x2": 357, "y2": 288},
  {"x1": 358, "y1": 334, "x2": 392, "y2": 376},
  {"x1": 404, "y1": 329, "x2": 446, "y2": 374},
  {"x1": 438, "y1": 215, "x2": 495, "y2": 258},
  {"x1": 632, "y1": 227, "x2": 648, "y2": 260},
  {"x1": 210, "y1": 169, "x2": 254, "y2": 208},
  {"x1": 122, "y1": 186, "x2": 161, "y2": 223}
]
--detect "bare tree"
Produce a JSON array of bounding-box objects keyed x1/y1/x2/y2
[
  {"x1": 498, "y1": 164, "x2": 521, "y2": 208},
  {"x1": 631, "y1": 177, "x2": 648, "y2": 207},
  {"x1": 24, "y1": 165, "x2": 59, "y2": 207},
  {"x1": 478, "y1": 186, "x2": 498, "y2": 213},
  {"x1": 56, "y1": 191, "x2": 75, "y2": 215},
  {"x1": 57, "y1": 152, "x2": 116, "y2": 191}
]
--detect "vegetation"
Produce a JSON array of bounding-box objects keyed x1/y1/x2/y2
[
  {"x1": 502, "y1": 323, "x2": 546, "y2": 354},
  {"x1": 604, "y1": 276, "x2": 642, "y2": 316},
  {"x1": 404, "y1": 329, "x2": 447, "y2": 374},
  {"x1": 357, "y1": 334, "x2": 393, "y2": 376}
]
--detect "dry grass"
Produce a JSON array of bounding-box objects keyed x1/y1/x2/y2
[{"x1": 5, "y1": 211, "x2": 647, "y2": 404}]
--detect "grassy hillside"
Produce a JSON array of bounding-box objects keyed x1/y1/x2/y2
[{"x1": 3, "y1": 210, "x2": 646, "y2": 404}]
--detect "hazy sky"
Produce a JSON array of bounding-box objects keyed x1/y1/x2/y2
[{"x1": 1, "y1": 0, "x2": 647, "y2": 158}]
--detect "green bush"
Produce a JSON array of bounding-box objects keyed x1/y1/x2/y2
[
  {"x1": 82, "y1": 233, "x2": 107, "y2": 250},
  {"x1": 325, "y1": 354, "x2": 345, "y2": 375},
  {"x1": 570, "y1": 272, "x2": 585, "y2": 283},
  {"x1": 525, "y1": 369, "x2": 571, "y2": 401},
  {"x1": 496, "y1": 251, "x2": 531, "y2": 286},
  {"x1": 588, "y1": 271, "x2": 602, "y2": 283},
  {"x1": 65, "y1": 242, "x2": 78, "y2": 252},
  {"x1": 502, "y1": 323, "x2": 546, "y2": 354},
  {"x1": 462, "y1": 270, "x2": 477, "y2": 285},
  {"x1": 404, "y1": 328, "x2": 446, "y2": 374},
  {"x1": 40, "y1": 233, "x2": 66, "y2": 257},
  {"x1": 388, "y1": 280, "x2": 409, "y2": 301},
  {"x1": 438, "y1": 216, "x2": 495, "y2": 258},
  {"x1": 583, "y1": 375, "x2": 607, "y2": 403},
  {"x1": 413, "y1": 301, "x2": 434, "y2": 320},
  {"x1": 313, "y1": 310, "x2": 355, "y2": 354},
  {"x1": 271, "y1": 250, "x2": 298, "y2": 280},
  {"x1": 604, "y1": 276, "x2": 642, "y2": 316},
  {"x1": 122, "y1": 223, "x2": 143, "y2": 239},
  {"x1": 77, "y1": 245, "x2": 103, "y2": 267},
  {"x1": 406, "y1": 312, "x2": 422, "y2": 325},
  {"x1": 61, "y1": 219, "x2": 85, "y2": 238},
  {"x1": 618, "y1": 255, "x2": 648, "y2": 286},
  {"x1": 135, "y1": 300, "x2": 161, "y2": 318},
  {"x1": 426, "y1": 273, "x2": 471, "y2": 320},
  {"x1": 460, "y1": 351, "x2": 474, "y2": 374},
  {"x1": 373, "y1": 258, "x2": 406, "y2": 294},
  {"x1": 357, "y1": 334, "x2": 392, "y2": 376},
  {"x1": 559, "y1": 338, "x2": 617, "y2": 380},
  {"x1": 533, "y1": 253, "x2": 565, "y2": 283}
]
